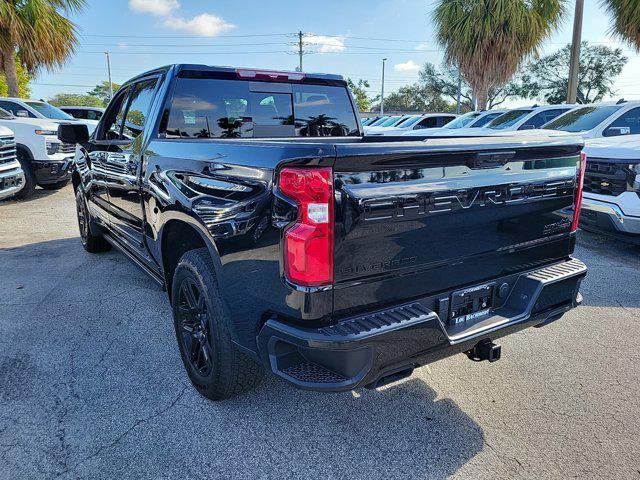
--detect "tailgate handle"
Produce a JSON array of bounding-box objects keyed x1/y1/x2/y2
[{"x1": 468, "y1": 151, "x2": 516, "y2": 169}]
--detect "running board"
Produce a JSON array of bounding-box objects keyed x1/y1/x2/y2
[{"x1": 102, "y1": 232, "x2": 165, "y2": 289}]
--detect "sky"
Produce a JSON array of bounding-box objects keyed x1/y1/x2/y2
[{"x1": 30, "y1": 0, "x2": 640, "y2": 108}]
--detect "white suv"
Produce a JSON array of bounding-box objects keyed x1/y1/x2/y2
[
  {"x1": 579, "y1": 134, "x2": 640, "y2": 243},
  {"x1": 0, "y1": 107, "x2": 75, "y2": 198}
]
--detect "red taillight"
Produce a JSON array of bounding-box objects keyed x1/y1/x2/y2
[
  {"x1": 279, "y1": 167, "x2": 333, "y2": 287},
  {"x1": 572, "y1": 151, "x2": 587, "y2": 232},
  {"x1": 236, "y1": 69, "x2": 305, "y2": 82}
]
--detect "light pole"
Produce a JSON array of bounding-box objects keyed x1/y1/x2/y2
[
  {"x1": 566, "y1": 0, "x2": 584, "y2": 103},
  {"x1": 380, "y1": 58, "x2": 387, "y2": 115},
  {"x1": 105, "y1": 52, "x2": 113, "y2": 100},
  {"x1": 456, "y1": 65, "x2": 462, "y2": 114}
]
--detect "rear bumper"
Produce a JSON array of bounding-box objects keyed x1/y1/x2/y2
[
  {"x1": 257, "y1": 258, "x2": 586, "y2": 392},
  {"x1": 32, "y1": 158, "x2": 73, "y2": 185},
  {"x1": 0, "y1": 162, "x2": 25, "y2": 200}
]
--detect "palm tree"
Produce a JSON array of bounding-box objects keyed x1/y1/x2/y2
[
  {"x1": 433, "y1": 0, "x2": 566, "y2": 109},
  {"x1": 0, "y1": 0, "x2": 85, "y2": 97},
  {"x1": 602, "y1": 0, "x2": 640, "y2": 51}
]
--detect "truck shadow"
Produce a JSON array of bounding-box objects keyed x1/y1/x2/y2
[
  {"x1": 229, "y1": 376, "x2": 485, "y2": 479},
  {"x1": 0, "y1": 237, "x2": 486, "y2": 479}
]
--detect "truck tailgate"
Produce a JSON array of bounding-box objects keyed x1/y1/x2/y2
[{"x1": 332, "y1": 137, "x2": 583, "y2": 316}]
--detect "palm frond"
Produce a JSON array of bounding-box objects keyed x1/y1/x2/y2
[
  {"x1": 433, "y1": 0, "x2": 566, "y2": 106},
  {"x1": 602, "y1": 0, "x2": 640, "y2": 52}
]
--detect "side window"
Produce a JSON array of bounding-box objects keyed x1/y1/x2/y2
[
  {"x1": 520, "y1": 109, "x2": 567, "y2": 129},
  {"x1": 605, "y1": 107, "x2": 640, "y2": 136},
  {"x1": 416, "y1": 117, "x2": 439, "y2": 129},
  {"x1": 87, "y1": 110, "x2": 103, "y2": 121},
  {"x1": 71, "y1": 110, "x2": 87, "y2": 119},
  {"x1": 122, "y1": 78, "x2": 158, "y2": 141},
  {"x1": 98, "y1": 88, "x2": 130, "y2": 141},
  {"x1": 0, "y1": 101, "x2": 34, "y2": 117}
]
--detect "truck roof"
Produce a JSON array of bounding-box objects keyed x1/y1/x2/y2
[{"x1": 124, "y1": 64, "x2": 345, "y2": 87}]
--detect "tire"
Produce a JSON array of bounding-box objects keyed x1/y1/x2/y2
[
  {"x1": 172, "y1": 248, "x2": 263, "y2": 400},
  {"x1": 14, "y1": 151, "x2": 36, "y2": 199},
  {"x1": 75, "y1": 188, "x2": 111, "y2": 253},
  {"x1": 40, "y1": 179, "x2": 70, "y2": 190}
]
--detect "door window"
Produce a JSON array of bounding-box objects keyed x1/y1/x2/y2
[
  {"x1": 122, "y1": 78, "x2": 159, "y2": 141},
  {"x1": 605, "y1": 107, "x2": 640, "y2": 136},
  {"x1": 0, "y1": 100, "x2": 34, "y2": 117},
  {"x1": 99, "y1": 88, "x2": 131, "y2": 140}
]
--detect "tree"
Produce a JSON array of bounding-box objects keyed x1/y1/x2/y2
[
  {"x1": 88, "y1": 81, "x2": 121, "y2": 105},
  {"x1": 518, "y1": 41, "x2": 627, "y2": 104},
  {"x1": 0, "y1": 54, "x2": 30, "y2": 98},
  {"x1": 48, "y1": 93, "x2": 104, "y2": 107},
  {"x1": 433, "y1": 0, "x2": 566, "y2": 109},
  {"x1": 0, "y1": 0, "x2": 86, "y2": 97},
  {"x1": 373, "y1": 83, "x2": 455, "y2": 112},
  {"x1": 419, "y1": 62, "x2": 524, "y2": 110},
  {"x1": 603, "y1": 0, "x2": 640, "y2": 51},
  {"x1": 347, "y1": 78, "x2": 377, "y2": 112}
]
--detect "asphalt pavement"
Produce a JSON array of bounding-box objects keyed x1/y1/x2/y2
[{"x1": 1, "y1": 185, "x2": 639, "y2": 479}]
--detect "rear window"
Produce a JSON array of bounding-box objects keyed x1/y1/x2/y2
[{"x1": 161, "y1": 78, "x2": 358, "y2": 138}]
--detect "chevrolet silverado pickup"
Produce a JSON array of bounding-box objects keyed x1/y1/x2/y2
[
  {"x1": 59, "y1": 64, "x2": 587, "y2": 400},
  {"x1": 579, "y1": 135, "x2": 640, "y2": 243},
  {"x1": 0, "y1": 125, "x2": 25, "y2": 200}
]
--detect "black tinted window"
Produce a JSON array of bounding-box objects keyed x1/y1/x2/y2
[
  {"x1": 86, "y1": 110, "x2": 103, "y2": 120},
  {"x1": 605, "y1": 107, "x2": 640, "y2": 136},
  {"x1": 65, "y1": 109, "x2": 87, "y2": 119},
  {"x1": 162, "y1": 78, "x2": 357, "y2": 138}
]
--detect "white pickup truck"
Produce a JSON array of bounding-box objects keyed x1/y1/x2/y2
[
  {"x1": 580, "y1": 135, "x2": 640, "y2": 243},
  {"x1": 0, "y1": 107, "x2": 75, "y2": 198},
  {"x1": 0, "y1": 124, "x2": 25, "y2": 201}
]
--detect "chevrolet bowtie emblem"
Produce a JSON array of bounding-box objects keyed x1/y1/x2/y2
[{"x1": 600, "y1": 181, "x2": 610, "y2": 187}]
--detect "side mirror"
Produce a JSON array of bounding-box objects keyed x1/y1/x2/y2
[
  {"x1": 58, "y1": 123, "x2": 89, "y2": 144},
  {"x1": 16, "y1": 110, "x2": 29, "y2": 117},
  {"x1": 605, "y1": 126, "x2": 630, "y2": 137}
]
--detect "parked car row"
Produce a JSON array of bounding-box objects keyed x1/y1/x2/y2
[{"x1": 0, "y1": 98, "x2": 105, "y2": 200}]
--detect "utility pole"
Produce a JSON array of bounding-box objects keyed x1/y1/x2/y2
[
  {"x1": 380, "y1": 58, "x2": 387, "y2": 115},
  {"x1": 104, "y1": 51, "x2": 113, "y2": 100},
  {"x1": 297, "y1": 31, "x2": 304, "y2": 72},
  {"x1": 456, "y1": 65, "x2": 462, "y2": 114},
  {"x1": 566, "y1": 0, "x2": 584, "y2": 104}
]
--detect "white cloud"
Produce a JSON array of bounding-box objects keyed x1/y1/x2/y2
[
  {"x1": 394, "y1": 60, "x2": 420, "y2": 72},
  {"x1": 304, "y1": 35, "x2": 346, "y2": 53},
  {"x1": 415, "y1": 43, "x2": 430, "y2": 50},
  {"x1": 163, "y1": 13, "x2": 235, "y2": 37},
  {"x1": 129, "y1": 0, "x2": 180, "y2": 16},
  {"x1": 117, "y1": 42, "x2": 128, "y2": 49}
]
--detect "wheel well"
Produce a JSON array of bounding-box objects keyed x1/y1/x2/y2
[
  {"x1": 16, "y1": 144, "x2": 33, "y2": 161},
  {"x1": 161, "y1": 220, "x2": 208, "y2": 301}
]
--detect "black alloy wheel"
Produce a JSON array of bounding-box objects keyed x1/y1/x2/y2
[{"x1": 176, "y1": 277, "x2": 214, "y2": 377}]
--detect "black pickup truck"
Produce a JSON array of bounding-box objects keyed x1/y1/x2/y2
[{"x1": 59, "y1": 64, "x2": 587, "y2": 400}]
